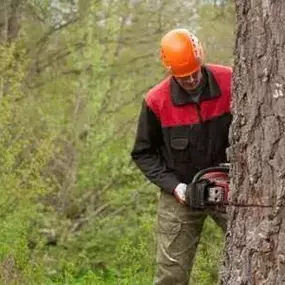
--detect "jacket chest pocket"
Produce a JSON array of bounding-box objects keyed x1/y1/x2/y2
[{"x1": 170, "y1": 129, "x2": 190, "y2": 163}]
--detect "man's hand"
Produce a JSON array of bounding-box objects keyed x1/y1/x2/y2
[
  {"x1": 173, "y1": 183, "x2": 187, "y2": 204},
  {"x1": 185, "y1": 180, "x2": 211, "y2": 209}
]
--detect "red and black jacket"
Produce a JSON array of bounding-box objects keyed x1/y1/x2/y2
[{"x1": 131, "y1": 64, "x2": 232, "y2": 193}]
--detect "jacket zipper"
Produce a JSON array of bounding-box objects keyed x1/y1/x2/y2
[{"x1": 195, "y1": 103, "x2": 203, "y2": 123}]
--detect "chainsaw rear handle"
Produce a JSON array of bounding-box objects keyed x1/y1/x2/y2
[{"x1": 192, "y1": 164, "x2": 230, "y2": 183}]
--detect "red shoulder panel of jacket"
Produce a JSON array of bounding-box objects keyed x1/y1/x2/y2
[{"x1": 145, "y1": 65, "x2": 232, "y2": 127}]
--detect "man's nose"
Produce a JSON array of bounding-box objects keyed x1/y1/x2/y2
[{"x1": 186, "y1": 76, "x2": 195, "y2": 83}]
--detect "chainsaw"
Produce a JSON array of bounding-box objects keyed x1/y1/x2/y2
[
  {"x1": 188, "y1": 163, "x2": 230, "y2": 209},
  {"x1": 189, "y1": 163, "x2": 273, "y2": 210}
]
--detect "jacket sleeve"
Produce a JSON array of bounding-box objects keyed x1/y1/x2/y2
[{"x1": 131, "y1": 100, "x2": 180, "y2": 193}]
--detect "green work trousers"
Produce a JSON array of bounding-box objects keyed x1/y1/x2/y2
[{"x1": 154, "y1": 191, "x2": 227, "y2": 285}]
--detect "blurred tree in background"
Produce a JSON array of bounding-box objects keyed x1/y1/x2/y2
[{"x1": 0, "y1": 0, "x2": 234, "y2": 284}]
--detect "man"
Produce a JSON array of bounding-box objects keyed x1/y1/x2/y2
[{"x1": 131, "y1": 28, "x2": 232, "y2": 285}]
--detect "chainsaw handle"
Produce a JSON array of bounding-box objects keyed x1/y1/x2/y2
[{"x1": 192, "y1": 165, "x2": 229, "y2": 183}]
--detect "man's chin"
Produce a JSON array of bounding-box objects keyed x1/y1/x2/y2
[{"x1": 184, "y1": 85, "x2": 199, "y2": 92}]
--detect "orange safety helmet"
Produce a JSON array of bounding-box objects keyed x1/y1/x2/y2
[{"x1": 160, "y1": 29, "x2": 204, "y2": 77}]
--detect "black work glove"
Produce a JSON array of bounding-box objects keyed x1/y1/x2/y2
[{"x1": 185, "y1": 179, "x2": 212, "y2": 210}]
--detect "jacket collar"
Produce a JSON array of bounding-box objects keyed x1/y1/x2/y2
[{"x1": 170, "y1": 65, "x2": 221, "y2": 106}]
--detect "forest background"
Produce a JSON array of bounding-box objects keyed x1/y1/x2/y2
[{"x1": 0, "y1": 0, "x2": 234, "y2": 284}]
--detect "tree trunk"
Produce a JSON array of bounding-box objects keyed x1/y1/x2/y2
[
  {"x1": 0, "y1": 0, "x2": 21, "y2": 42},
  {"x1": 222, "y1": 1, "x2": 285, "y2": 284}
]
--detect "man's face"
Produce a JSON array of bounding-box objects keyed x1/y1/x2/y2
[{"x1": 175, "y1": 69, "x2": 203, "y2": 92}]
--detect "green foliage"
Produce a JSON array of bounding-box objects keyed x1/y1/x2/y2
[
  {"x1": 197, "y1": 0, "x2": 235, "y2": 65},
  {"x1": 0, "y1": 0, "x2": 234, "y2": 284}
]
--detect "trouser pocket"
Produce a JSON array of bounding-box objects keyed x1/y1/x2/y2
[{"x1": 155, "y1": 193, "x2": 207, "y2": 285}]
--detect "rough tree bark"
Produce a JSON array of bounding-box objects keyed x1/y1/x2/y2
[{"x1": 222, "y1": 1, "x2": 285, "y2": 284}]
